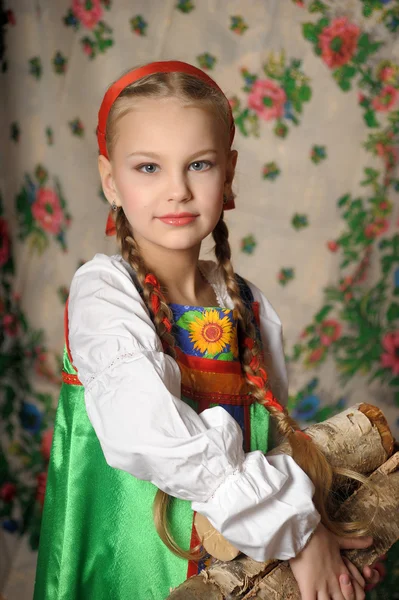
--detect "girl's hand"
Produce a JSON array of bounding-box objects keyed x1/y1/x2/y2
[{"x1": 289, "y1": 522, "x2": 373, "y2": 600}]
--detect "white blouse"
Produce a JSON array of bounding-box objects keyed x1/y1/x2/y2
[{"x1": 68, "y1": 253, "x2": 320, "y2": 562}]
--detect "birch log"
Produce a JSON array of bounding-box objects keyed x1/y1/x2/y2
[
  {"x1": 168, "y1": 452, "x2": 399, "y2": 600},
  {"x1": 168, "y1": 404, "x2": 397, "y2": 599},
  {"x1": 194, "y1": 403, "x2": 394, "y2": 562},
  {"x1": 267, "y1": 402, "x2": 394, "y2": 471}
]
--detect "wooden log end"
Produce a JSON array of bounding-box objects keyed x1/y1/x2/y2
[
  {"x1": 194, "y1": 513, "x2": 240, "y2": 561},
  {"x1": 358, "y1": 403, "x2": 395, "y2": 457}
]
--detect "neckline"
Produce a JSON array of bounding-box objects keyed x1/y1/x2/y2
[{"x1": 120, "y1": 254, "x2": 228, "y2": 309}]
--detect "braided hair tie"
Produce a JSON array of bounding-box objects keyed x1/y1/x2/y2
[{"x1": 144, "y1": 273, "x2": 173, "y2": 333}]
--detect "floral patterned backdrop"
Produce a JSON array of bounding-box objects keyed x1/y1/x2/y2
[{"x1": 1, "y1": 0, "x2": 399, "y2": 598}]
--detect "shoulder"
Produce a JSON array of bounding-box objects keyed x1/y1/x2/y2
[
  {"x1": 244, "y1": 279, "x2": 282, "y2": 327},
  {"x1": 71, "y1": 253, "x2": 138, "y2": 289},
  {"x1": 70, "y1": 253, "x2": 145, "y2": 307},
  {"x1": 67, "y1": 254, "x2": 163, "y2": 381},
  {"x1": 69, "y1": 253, "x2": 157, "y2": 341}
]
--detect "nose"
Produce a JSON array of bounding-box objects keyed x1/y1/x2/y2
[{"x1": 166, "y1": 171, "x2": 192, "y2": 203}]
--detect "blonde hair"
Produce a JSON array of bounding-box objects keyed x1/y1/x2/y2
[{"x1": 104, "y1": 69, "x2": 371, "y2": 560}]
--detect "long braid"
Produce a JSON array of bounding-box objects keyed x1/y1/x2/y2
[
  {"x1": 212, "y1": 213, "x2": 370, "y2": 537},
  {"x1": 116, "y1": 211, "x2": 176, "y2": 355},
  {"x1": 116, "y1": 209, "x2": 204, "y2": 560}
]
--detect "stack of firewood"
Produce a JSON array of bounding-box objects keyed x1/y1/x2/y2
[{"x1": 168, "y1": 404, "x2": 399, "y2": 600}]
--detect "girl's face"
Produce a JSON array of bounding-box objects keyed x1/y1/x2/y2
[{"x1": 99, "y1": 96, "x2": 237, "y2": 254}]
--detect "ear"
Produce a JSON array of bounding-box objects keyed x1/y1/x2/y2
[
  {"x1": 225, "y1": 150, "x2": 238, "y2": 193},
  {"x1": 98, "y1": 155, "x2": 121, "y2": 208}
]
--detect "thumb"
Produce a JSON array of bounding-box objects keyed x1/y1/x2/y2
[{"x1": 337, "y1": 535, "x2": 373, "y2": 550}]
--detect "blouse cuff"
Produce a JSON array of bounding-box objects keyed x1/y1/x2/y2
[{"x1": 192, "y1": 452, "x2": 321, "y2": 562}]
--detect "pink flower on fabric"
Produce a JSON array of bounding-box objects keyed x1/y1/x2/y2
[
  {"x1": 32, "y1": 188, "x2": 63, "y2": 235},
  {"x1": 384, "y1": 146, "x2": 399, "y2": 170},
  {"x1": 364, "y1": 218, "x2": 389, "y2": 239},
  {"x1": 376, "y1": 143, "x2": 399, "y2": 170},
  {"x1": 72, "y1": 0, "x2": 103, "y2": 30},
  {"x1": 307, "y1": 347, "x2": 327, "y2": 363},
  {"x1": 319, "y1": 319, "x2": 342, "y2": 346},
  {"x1": 248, "y1": 79, "x2": 287, "y2": 121},
  {"x1": 0, "y1": 218, "x2": 10, "y2": 267},
  {"x1": 319, "y1": 17, "x2": 360, "y2": 69},
  {"x1": 0, "y1": 482, "x2": 16, "y2": 502},
  {"x1": 36, "y1": 472, "x2": 47, "y2": 507},
  {"x1": 327, "y1": 240, "x2": 339, "y2": 252},
  {"x1": 3, "y1": 314, "x2": 18, "y2": 337},
  {"x1": 339, "y1": 276, "x2": 353, "y2": 292},
  {"x1": 41, "y1": 428, "x2": 54, "y2": 461},
  {"x1": 372, "y1": 85, "x2": 399, "y2": 112},
  {"x1": 379, "y1": 66, "x2": 395, "y2": 83},
  {"x1": 381, "y1": 331, "x2": 399, "y2": 376},
  {"x1": 6, "y1": 9, "x2": 16, "y2": 26},
  {"x1": 83, "y1": 41, "x2": 92, "y2": 56}
]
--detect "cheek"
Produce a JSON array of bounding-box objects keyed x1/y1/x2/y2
[
  {"x1": 196, "y1": 168, "x2": 225, "y2": 194},
  {"x1": 116, "y1": 173, "x2": 150, "y2": 209}
]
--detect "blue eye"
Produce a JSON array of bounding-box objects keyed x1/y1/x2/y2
[
  {"x1": 139, "y1": 164, "x2": 159, "y2": 174},
  {"x1": 189, "y1": 161, "x2": 212, "y2": 171}
]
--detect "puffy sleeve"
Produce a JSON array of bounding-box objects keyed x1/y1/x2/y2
[{"x1": 68, "y1": 254, "x2": 320, "y2": 562}]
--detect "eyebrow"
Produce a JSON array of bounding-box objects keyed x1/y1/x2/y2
[{"x1": 127, "y1": 149, "x2": 219, "y2": 160}]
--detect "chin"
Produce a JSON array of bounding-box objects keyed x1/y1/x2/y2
[
  {"x1": 153, "y1": 228, "x2": 211, "y2": 250},
  {"x1": 156, "y1": 240, "x2": 201, "y2": 252}
]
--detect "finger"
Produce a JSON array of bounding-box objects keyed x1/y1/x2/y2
[
  {"x1": 296, "y1": 583, "x2": 317, "y2": 600},
  {"x1": 362, "y1": 565, "x2": 379, "y2": 585},
  {"x1": 342, "y1": 558, "x2": 365, "y2": 588},
  {"x1": 336, "y1": 576, "x2": 366, "y2": 600},
  {"x1": 362, "y1": 565, "x2": 371, "y2": 579},
  {"x1": 337, "y1": 536, "x2": 373, "y2": 551},
  {"x1": 351, "y1": 579, "x2": 365, "y2": 600},
  {"x1": 337, "y1": 573, "x2": 354, "y2": 600},
  {"x1": 317, "y1": 590, "x2": 337, "y2": 600},
  {"x1": 300, "y1": 589, "x2": 317, "y2": 600},
  {"x1": 364, "y1": 567, "x2": 383, "y2": 592}
]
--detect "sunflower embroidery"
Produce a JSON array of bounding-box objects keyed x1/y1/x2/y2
[{"x1": 188, "y1": 309, "x2": 233, "y2": 355}]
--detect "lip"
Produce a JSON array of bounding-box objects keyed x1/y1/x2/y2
[
  {"x1": 157, "y1": 212, "x2": 199, "y2": 226},
  {"x1": 158, "y1": 213, "x2": 198, "y2": 218}
]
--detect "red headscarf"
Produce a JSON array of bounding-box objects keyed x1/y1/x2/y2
[{"x1": 97, "y1": 61, "x2": 236, "y2": 236}]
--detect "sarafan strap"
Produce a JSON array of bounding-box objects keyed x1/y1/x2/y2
[
  {"x1": 62, "y1": 298, "x2": 82, "y2": 386},
  {"x1": 97, "y1": 60, "x2": 236, "y2": 236}
]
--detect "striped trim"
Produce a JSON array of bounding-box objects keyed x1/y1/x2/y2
[
  {"x1": 186, "y1": 516, "x2": 202, "y2": 579},
  {"x1": 175, "y1": 347, "x2": 241, "y2": 374},
  {"x1": 179, "y1": 366, "x2": 248, "y2": 397},
  {"x1": 181, "y1": 385, "x2": 253, "y2": 407},
  {"x1": 64, "y1": 298, "x2": 79, "y2": 374}
]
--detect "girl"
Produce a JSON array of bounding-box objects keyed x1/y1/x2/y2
[{"x1": 34, "y1": 61, "x2": 379, "y2": 600}]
